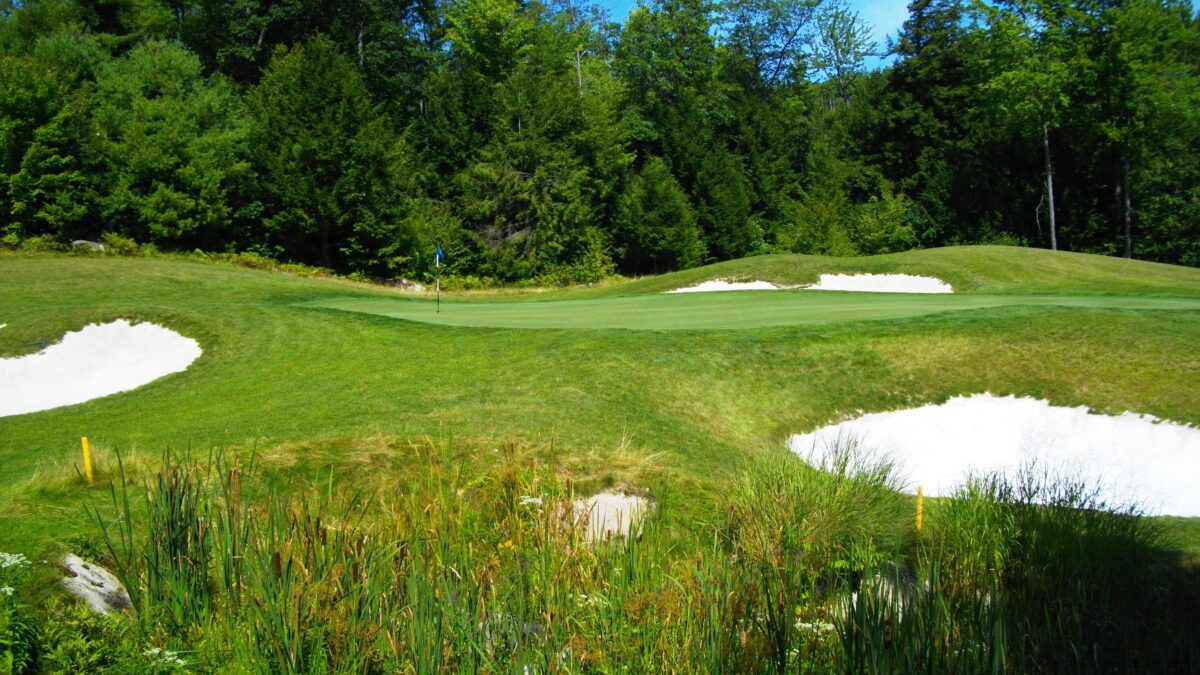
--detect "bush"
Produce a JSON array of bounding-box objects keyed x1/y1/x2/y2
[
  {"x1": 35, "y1": 599, "x2": 142, "y2": 673},
  {"x1": 0, "y1": 552, "x2": 35, "y2": 673},
  {"x1": 100, "y1": 232, "x2": 143, "y2": 256},
  {"x1": 439, "y1": 274, "x2": 496, "y2": 291},
  {"x1": 850, "y1": 190, "x2": 919, "y2": 255},
  {"x1": 18, "y1": 234, "x2": 65, "y2": 252},
  {"x1": 546, "y1": 229, "x2": 616, "y2": 286}
]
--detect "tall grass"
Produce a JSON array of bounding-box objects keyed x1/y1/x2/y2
[
  {"x1": 841, "y1": 464, "x2": 1200, "y2": 674},
  {"x1": 36, "y1": 441, "x2": 1198, "y2": 673}
]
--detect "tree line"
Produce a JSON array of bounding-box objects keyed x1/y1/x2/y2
[{"x1": 1, "y1": 0, "x2": 1197, "y2": 281}]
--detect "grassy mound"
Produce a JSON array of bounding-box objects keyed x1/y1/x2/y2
[{"x1": 594, "y1": 245, "x2": 1200, "y2": 298}]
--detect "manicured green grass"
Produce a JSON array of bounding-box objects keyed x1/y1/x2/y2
[
  {"x1": 1, "y1": 248, "x2": 1199, "y2": 554},
  {"x1": 309, "y1": 291, "x2": 1200, "y2": 330}
]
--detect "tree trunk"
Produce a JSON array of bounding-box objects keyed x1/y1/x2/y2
[
  {"x1": 1123, "y1": 149, "x2": 1133, "y2": 258},
  {"x1": 357, "y1": 21, "x2": 365, "y2": 67},
  {"x1": 1042, "y1": 123, "x2": 1058, "y2": 251},
  {"x1": 575, "y1": 51, "x2": 584, "y2": 97}
]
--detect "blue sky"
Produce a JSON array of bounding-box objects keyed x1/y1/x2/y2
[
  {"x1": 593, "y1": 0, "x2": 1199, "y2": 71},
  {"x1": 595, "y1": 0, "x2": 913, "y2": 67}
]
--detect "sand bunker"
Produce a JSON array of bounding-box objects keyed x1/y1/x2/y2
[
  {"x1": 573, "y1": 491, "x2": 652, "y2": 542},
  {"x1": 668, "y1": 273, "x2": 952, "y2": 294},
  {"x1": 667, "y1": 279, "x2": 783, "y2": 293},
  {"x1": 788, "y1": 393, "x2": 1200, "y2": 517},
  {"x1": 0, "y1": 319, "x2": 201, "y2": 417},
  {"x1": 804, "y1": 273, "x2": 953, "y2": 293}
]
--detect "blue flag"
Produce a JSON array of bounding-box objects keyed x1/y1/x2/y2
[{"x1": 436, "y1": 244, "x2": 444, "y2": 263}]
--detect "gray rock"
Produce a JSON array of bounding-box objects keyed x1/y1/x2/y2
[
  {"x1": 60, "y1": 554, "x2": 131, "y2": 614},
  {"x1": 842, "y1": 561, "x2": 927, "y2": 622},
  {"x1": 389, "y1": 278, "x2": 425, "y2": 292},
  {"x1": 71, "y1": 240, "x2": 105, "y2": 252}
]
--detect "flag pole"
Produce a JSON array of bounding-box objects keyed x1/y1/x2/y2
[{"x1": 435, "y1": 248, "x2": 441, "y2": 314}]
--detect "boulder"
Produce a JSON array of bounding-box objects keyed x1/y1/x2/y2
[
  {"x1": 70, "y1": 240, "x2": 106, "y2": 252},
  {"x1": 572, "y1": 491, "x2": 652, "y2": 543},
  {"x1": 60, "y1": 554, "x2": 131, "y2": 614}
]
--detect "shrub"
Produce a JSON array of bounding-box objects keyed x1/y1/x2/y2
[
  {"x1": 850, "y1": 190, "x2": 919, "y2": 255},
  {"x1": 100, "y1": 231, "x2": 142, "y2": 256},
  {"x1": 0, "y1": 552, "x2": 35, "y2": 673},
  {"x1": 35, "y1": 598, "x2": 141, "y2": 673},
  {"x1": 18, "y1": 234, "x2": 65, "y2": 252}
]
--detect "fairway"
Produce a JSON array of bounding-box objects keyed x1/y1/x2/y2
[{"x1": 307, "y1": 291, "x2": 1200, "y2": 330}]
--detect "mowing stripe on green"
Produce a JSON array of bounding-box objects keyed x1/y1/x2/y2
[{"x1": 303, "y1": 291, "x2": 1200, "y2": 331}]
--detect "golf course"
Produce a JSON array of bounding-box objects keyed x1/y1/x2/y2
[{"x1": 2, "y1": 245, "x2": 1200, "y2": 672}]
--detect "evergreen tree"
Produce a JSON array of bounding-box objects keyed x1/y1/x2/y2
[
  {"x1": 249, "y1": 36, "x2": 407, "y2": 272},
  {"x1": 92, "y1": 40, "x2": 251, "y2": 248},
  {"x1": 614, "y1": 156, "x2": 705, "y2": 272}
]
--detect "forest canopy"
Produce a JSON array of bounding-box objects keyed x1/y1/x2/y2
[{"x1": 1, "y1": 0, "x2": 1197, "y2": 281}]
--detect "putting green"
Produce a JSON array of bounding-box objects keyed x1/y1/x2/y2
[{"x1": 305, "y1": 291, "x2": 1200, "y2": 330}]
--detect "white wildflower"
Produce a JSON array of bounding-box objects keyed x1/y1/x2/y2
[
  {"x1": 518, "y1": 495, "x2": 543, "y2": 507},
  {"x1": 572, "y1": 593, "x2": 609, "y2": 608},
  {"x1": 145, "y1": 647, "x2": 187, "y2": 668},
  {"x1": 0, "y1": 586, "x2": 14, "y2": 596},
  {"x1": 0, "y1": 552, "x2": 30, "y2": 569}
]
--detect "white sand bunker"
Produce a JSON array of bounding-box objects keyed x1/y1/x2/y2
[
  {"x1": 573, "y1": 491, "x2": 652, "y2": 542},
  {"x1": 667, "y1": 279, "x2": 783, "y2": 293},
  {"x1": 788, "y1": 393, "x2": 1200, "y2": 517},
  {"x1": 0, "y1": 319, "x2": 201, "y2": 417},
  {"x1": 805, "y1": 273, "x2": 952, "y2": 293}
]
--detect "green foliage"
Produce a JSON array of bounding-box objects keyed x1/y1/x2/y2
[
  {"x1": 7, "y1": 96, "x2": 99, "y2": 240},
  {"x1": 250, "y1": 36, "x2": 407, "y2": 274},
  {"x1": 17, "y1": 233, "x2": 63, "y2": 252},
  {"x1": 614, "y1": 156, "x2": 706, "y2": 272},
  {"x1": 0, "y1": 0, "x2": 1198, "y2": 277},
  {"x1": 19, "y1": 437, "x2": 1194, "y2": 672},
  {"x1": 92, "y1": 41, "x2": 252, "y2": 249},
  {"x1": 842, "y1": 465, "x2": 1200, "y2": 673},
  {"x1": 0, "y1": 551, "x2": 34, "y2": 674},
  {"x1": 35, "y1": 599, "x2": 140, "y2": 673},
  {"x1": 98, "y1": 231, "x2": 142, "y2": 256},
  {"x1": 850, "y1": 189, "x2": 919, "y2": 255}
]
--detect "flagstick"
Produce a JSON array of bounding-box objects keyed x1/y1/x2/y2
[{"x1": 436, "y1": 255, "x2": 441, "y2": 314}]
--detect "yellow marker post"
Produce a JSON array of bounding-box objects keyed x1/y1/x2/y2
[
  {"x1": 915, "y1": 486, "x2": 924, "y2": 532},
  {"x1": 82, "y1": 436, "x2": 94, "y2": 484}
]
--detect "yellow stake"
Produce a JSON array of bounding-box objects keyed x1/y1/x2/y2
[
  {"x1": 82, "y1": 436, "x2": 94, "y2": 484},
  {"x1": 916, "y1": 486, "x2": 924, "y2": 532}
]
